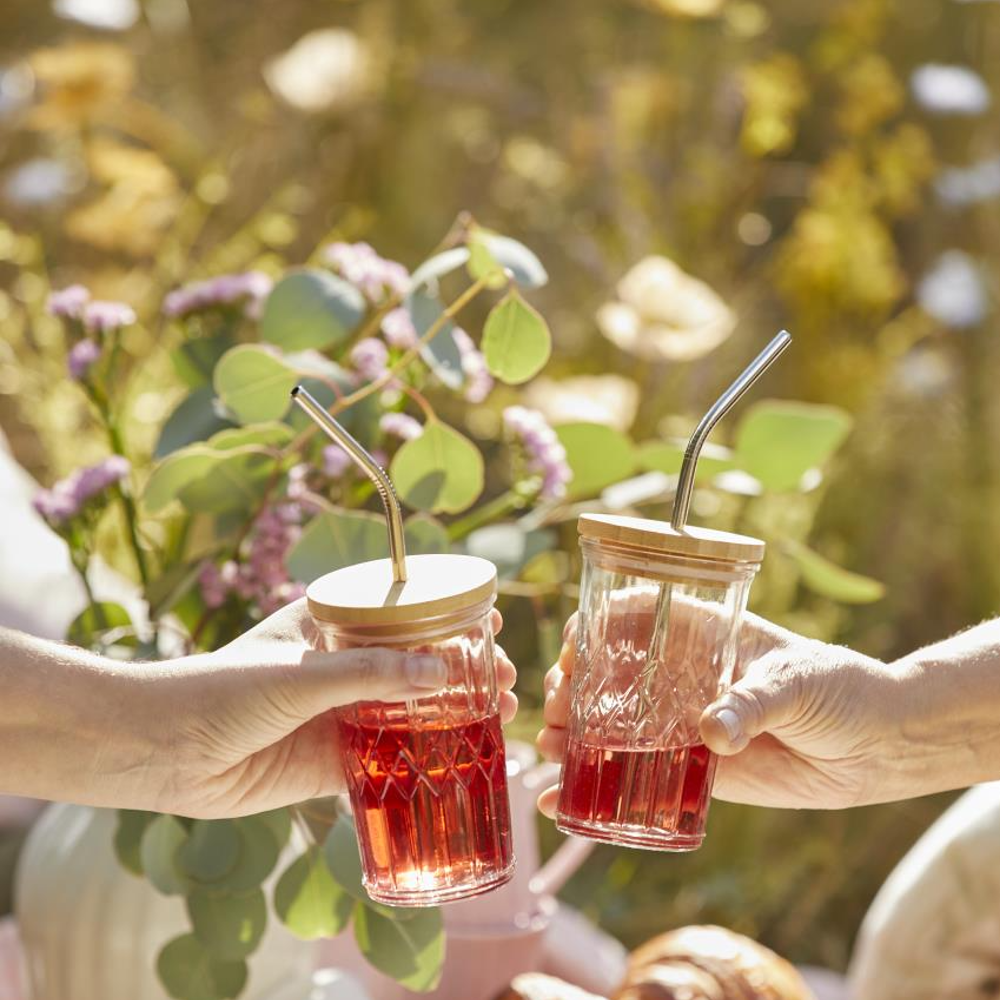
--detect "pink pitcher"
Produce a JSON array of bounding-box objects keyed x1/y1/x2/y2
[{"x1": 318, "y1": 741, "x2": 626, "y2": 1000}]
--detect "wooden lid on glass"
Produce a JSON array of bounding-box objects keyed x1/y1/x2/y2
[
  {"x1": 578, "y1": 513, "x2": 764, "y2": 564},
  {"x1": 307, "y1": 553, "x2": 497, "y2": 627}
]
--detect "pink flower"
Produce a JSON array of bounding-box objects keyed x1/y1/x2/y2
[
  {"x1": 379, "y1": 412, "x2": 423, "y2": 441},
  {"x1": 323, "y1": 241, "x2": 410, "y2": 303},
  {"x1": 453, "y1": 327, "x2": 494, "y2": 403},
  {"x1": 67, "y1": 339, "x2": 101, "y2": 380},
  {"x1": 322, "y1": 444, "x2": 351, "y2": 478},
  {"x1": 47, "y1": 285, "x2": 90, "y2": 320},
  {"x1": 163, "y1": 271, "x2": 273, "y2": 319},
  {"x1": 349, "y1": 337, "x2": 389, "y2": 381},
  {"x1": 82, "y1": 301, "x2": 136, "y2": 333},
  {"x1": 32, "y1": 456, "x2": 131, "y2": 525},
  {"x1": 381, "y1": 307, "x2": 418, "y2": 349},
  {"x1": 503, "y1": 406, "x2": 572, "y2": 501}
]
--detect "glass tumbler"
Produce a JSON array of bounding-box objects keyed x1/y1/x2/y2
[
  {"x1": 308, "y1": 552, "x2": 514, "y2": 906},
  {"x1": 556, "y1": 514, "x2": 763, "y2": 851}
]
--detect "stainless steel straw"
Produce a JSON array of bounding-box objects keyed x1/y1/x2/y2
[
  {"x1": 290, "y1": 385, "x2": 408, "y2": 584},
  {"x1": 671, "y1": 330, "x2": 792, "y2": 530}
]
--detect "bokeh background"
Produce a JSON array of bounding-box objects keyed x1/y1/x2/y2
[{"x1": 2, "y1": 0, "x2": 999, "y2": 975}]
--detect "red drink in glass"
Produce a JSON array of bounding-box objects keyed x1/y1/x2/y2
[
  {"x1": 337, "y1": 711, "x2": 513, "y2": 902},
  {"x1": 556, "y1": 739, "x2": 716, "y2": 850}
]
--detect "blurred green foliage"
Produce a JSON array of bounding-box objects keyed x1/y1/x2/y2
[{"x1": 2, "y1": 0, "x2": 1000, "y2": 977}]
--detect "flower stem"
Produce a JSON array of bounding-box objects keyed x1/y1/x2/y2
[{"x1": 446, "y1": 489, "x2": 525, "y2": 542}]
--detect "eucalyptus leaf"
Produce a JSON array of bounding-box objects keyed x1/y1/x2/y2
[
  {"x1": 144, "y1": 448, "x2": 220, "y2": 513},
  {"x1": 213, "y1": 345, "x2": 299, "y2": 425},
  {"x1": 260, "y1": 269, "x2": 365, "y2": 352},
  {"x1": 479, "y1": 231, "x2": 548, "y2": 288},
  {"x1": 207, "y1": 423, "x2": 292, "y2": 451},
  {"x1": 785, "y1": 541, "x2": 885, "y2": 604},
  {"x1": 140, "y1": 816, "x2": 190, "y2": 896},
  {"x1": 555, "y1": 423, "x2": 635, "y2": 499},
  {"x1": 187, "y1": 889, "x2": 267, "y2": 960},
  {"x1": 212, "y1": 816, "x2": 282, "y2": 892},
  {"x1": 274, "y1": 847, "x2": 353, "y2": 940},
  {"x1": 733, "y1": 401, "x2": 853, "y2": 492},
  {"x1": 157, "y1": 933, "x2": 247, "y2": 1000},
  {"x1": 403, "y1": 514, "x2": 450, "y2": 555},
  {"x1": 390, "y1": 422, "x2": 484, "y2": 514},
  {"x1": 67, "y1": 602, "x2": 133, "y2": 647},
  {"x1": 178, "y1": 820, "x2": 240, "y2": 884},
  {"x1": 323, "y1": 817, "x2": 366, "y2": 902},
  {"x1": 353, "y1": 902, "x2": 445, "y2": 993},
  {"x1": 465, "y1": 524, "x2": 555, "y2": 579},
  {"x1": 253, "y1": 808, "x2": 292, "y2": 848},
  {"x1": 482, "y1": 290, "x2": 551, "y2": 385},
  {"x1": 171, "y1": 334, "x2": 234, "y2": 389},
  {"x1": 637, "y1": 440, "x2": 734, "y2": 481},
  {"x1": 114, "y1": 810, "x2": 155, "y2": 876},
  {"x1": 156, "y1": 386, "x2": 233, "y2": 459},
  {"x1": 409, "y1": 290, "x2": 463, "y2": 390},
  {"x1": 466, "y1": 235, "x2": 506, "y2": 289},
  {"x1": 176, "y1": 447, "x2": 277, "y2": 515},
  {"x1": 408, "y1": 248, "x2": 469, "y2": 294}
]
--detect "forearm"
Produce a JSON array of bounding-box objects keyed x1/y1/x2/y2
[
  {"x1": 888, "y1": 618, "x2": 1000, "y2": 798},
  {"x1": 0, "y1": 627, "x2": 155, "y2": 807}
]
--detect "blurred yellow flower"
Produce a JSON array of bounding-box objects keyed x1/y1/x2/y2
[
  {"x1": 524, "y1": 375, "x2": 640, "y2": 432},
  {"x1": 836, "y1": 54, "x2": 904, "y2": 136},
  {"x1": 740, "y1": 54, "x2": 808, "y2": 157},
  {"x1": 28, "y1": 42, "x2": 134, "y2": 128},
  {"x1": 596, "y1": 256, "x2": 736, "y2": 362}
]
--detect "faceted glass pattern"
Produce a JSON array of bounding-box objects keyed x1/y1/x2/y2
[
  {"x1": 322, "y1": 612, "x2": 514, "y2": 905},
  {"x1": 557, "y1": 556, "x2": 753, "y2": 851}
]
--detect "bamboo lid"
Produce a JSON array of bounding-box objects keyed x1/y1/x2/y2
[
  {"x1": 307, "y1": 553, "x2": 497, "y2": 627},
  {"x1": 578, "y1": 513, "x2": 764, "y2": 564}
]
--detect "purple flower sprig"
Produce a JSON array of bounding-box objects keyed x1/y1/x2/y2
[
  {"x1": 163, "y1": 271, "x2": 273, "y2": 320},
  {"x1": 503, "y1": 406, "x2": 572, "y2": 502},
  {"x1": 33, "y1": 456, "x2": 131, "y2": 525},
  {"x1": 324, "y1": 242, "x2": 410, "y2": 304},
  {"x1": 380, "y1": 411, "x2": 423, "y2": 441}
]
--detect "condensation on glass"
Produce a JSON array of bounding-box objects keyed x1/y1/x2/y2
[{"x1": 556, "y1": 515, "x2": 763, "y2": 852}]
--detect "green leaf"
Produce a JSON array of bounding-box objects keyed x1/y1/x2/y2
[
  {"x1": 176, "y1": 447, "x2": 277, "y2": 515},
  {"x1": 213, "y1": 345, "x2": 298, "y2": 424},
  {"x1": 287, "y1": 509, "x2": 452, "y2": 583},
  {"x1": 323, "y1": 817, "x2": 366, "y2": 902},
  {"x1": 466, "y1": 235, "x2": 506, "y2": 289},
  {"x1": 260, "y1": 269, "x2": 365, "y2": 352},
  {"x1": 114, "y1": 810, "x2": 155, "y2": 876},
  {"x1": 479, "y1": 231, "x2": 548, "y2": 288},
  {"x1": 155, "y1": 386, "x2": 233, "y2": 459},
  {"x1": 637, "y1": 440, "x2": 735, "y2": 481},
  {"x1": 465, "y1": 524, "x2": 555, "y2": 580},
  {"x1": 187, "y1": 889, "x2": 267, "y2": 960},
  {"x1": 140, "y1": 816, "x2": 190, "y2": 896},
  {"x1": 171, "y1": 334, "x2": 234, "y2": 389},
  {"x1": 157, "y1": 933, "x2": 247, "y2": 1000},
  {"x1": 390, "y1": 421, "x2": 484, "y2": 514},
  {"x1": 353, "y1": 903, "x2": 445, "y2": 992},
  {"x1": 733, "y1": 401, "x2": 853, "y2": 492},
  {"x1": 67, "y1": 602, "x2": 132, "y2": 647},
  {"x1": 253, "y1": 808, "x2": 292, "y2": 848},
  {"x1": 481, "y1": 290, "x2": 551, "y2": 385},
  {"x1": 555, "y1": 423, "x2": 636, "y2": 499},
  {"x1": 409, "y1": 290, "x2": 463, "y2": 390},
  {"x1": 212, "y1": 816, "x2": 282, "y2": 893},
  {"x1": 143, "y1": 448, "x2": 220, "y2": 513},
  {"x1": 286, "y1": 508, "x2": 389, "y2": 584},
  {"x1": 207, "y1": 422, "x2": 293, "y2": 451},
  {"x1": 785, "y1": 541, "x2": 885, "y2": 604},
  {"x1": 178, "y1": 820, "x2": 240, "y2": 884},
  {"x1": 274, "y1": 847, "x2": 353, "y2": 940},
  {"x1": 408, "y1": 248, "x2": 469, "y2": 294},
  {"x1": 403, "y1": 514, "x2": 450, "y2": 555}
]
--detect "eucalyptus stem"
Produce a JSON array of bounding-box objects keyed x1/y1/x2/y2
[{"x1": 447, "y1": 489, "x2": 525, "y2": 542}]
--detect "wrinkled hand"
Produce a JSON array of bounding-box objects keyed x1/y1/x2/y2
[
  {"x1": 139, "y1": 599, "x2": 517, "y2": 818},
  {"x1": 536, "y1": 599, "x2": 899, "y2": 813}
]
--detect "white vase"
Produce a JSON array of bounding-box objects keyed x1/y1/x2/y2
[{"x1": 14, "y1": 804, "x2": 316, "y2": 1000}]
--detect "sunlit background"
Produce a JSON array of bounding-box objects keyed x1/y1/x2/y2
[{"x1": 2, "y1": 0, "x2": 999, "y2": 977}]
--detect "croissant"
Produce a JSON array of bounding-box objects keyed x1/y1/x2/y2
[
  {"x1": 494, "y1": 972, "x2": 610, "y2": 1000},
  {"x1": 616, "y1": 925, "x2": 815, "y2": 1000}
]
